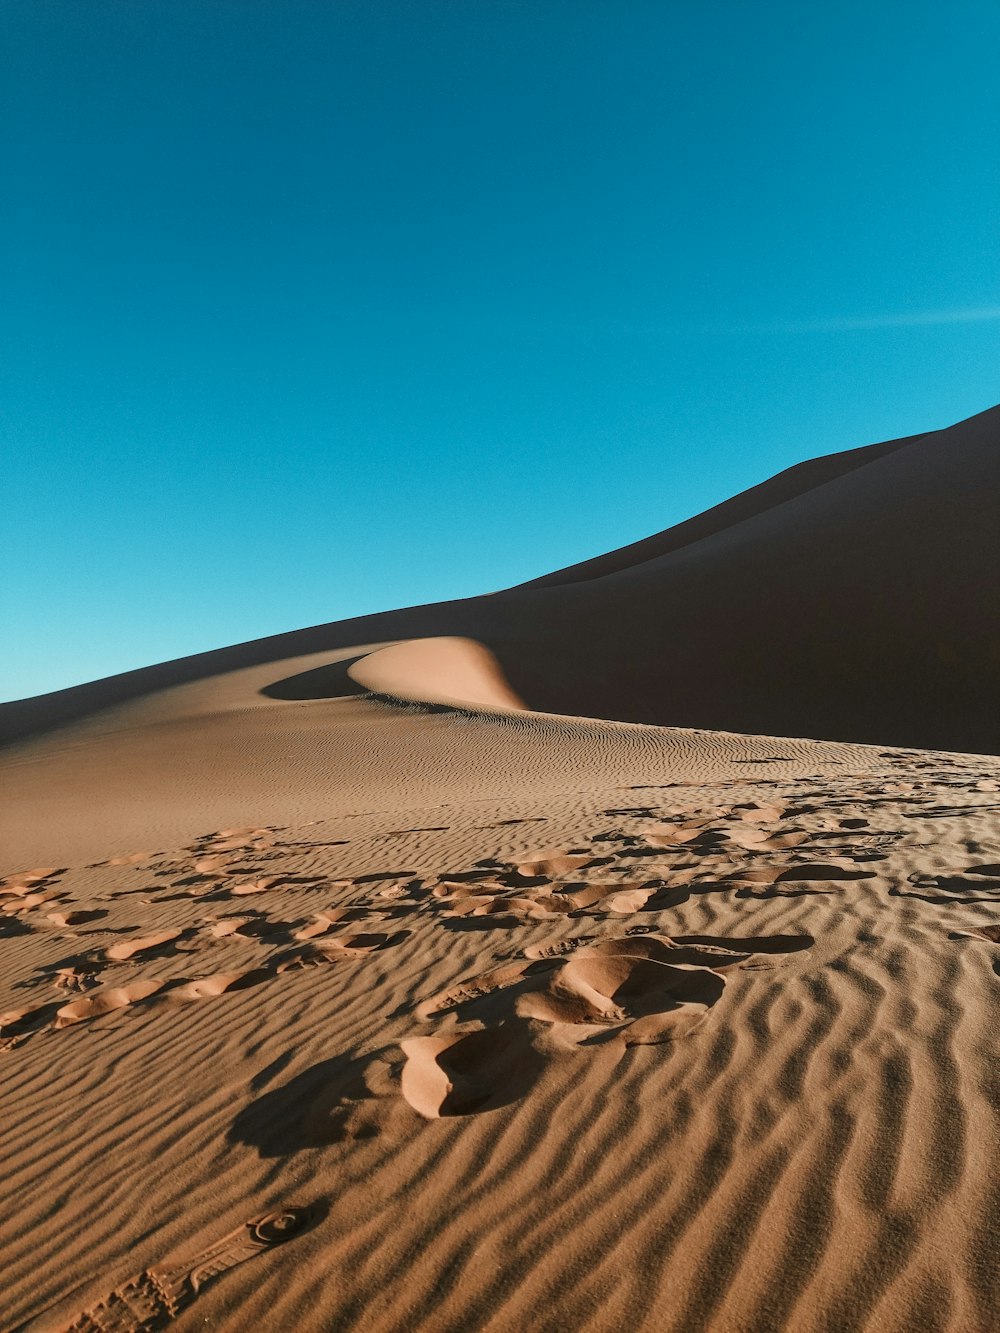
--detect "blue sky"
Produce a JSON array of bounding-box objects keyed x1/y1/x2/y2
[{"x1": 3, "y1": 1, "x2": 998, "y2": 701}]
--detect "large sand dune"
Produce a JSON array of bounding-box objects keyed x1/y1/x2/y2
[
  {"x1": 3, "y1": 402, "x2": 997, "y2": 753},
  {"x1": 1, "y1": 407, "x2": 998, "y2": 1332}
]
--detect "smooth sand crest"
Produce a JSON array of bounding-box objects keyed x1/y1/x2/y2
[
  {"x1": 1, "y1": 408, "x2": 999, "y2": 1331},
  {"x1": 348, "y1": 635, "x2": 526, "y2": 712}
]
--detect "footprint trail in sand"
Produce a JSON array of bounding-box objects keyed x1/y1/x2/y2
[{"x1": 3, "y1": 743, "x2": 1000, "y2": 1331}]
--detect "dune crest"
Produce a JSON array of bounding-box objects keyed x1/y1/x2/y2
[{"x1": 348, "y1": 636, "x2": 526, "y2": 712}]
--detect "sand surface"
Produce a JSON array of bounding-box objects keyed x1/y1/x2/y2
[{"x1": 2, "y1": 408, "x2": 998, "y2": 1331}]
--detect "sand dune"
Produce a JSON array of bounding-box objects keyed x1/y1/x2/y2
[
  {"x1": 3, "y1": 404, "x2": 997, "y2": 755},
  {"x1": 1, "y1": 408, "x2": 998, "y2": 1331},
  {"x1": 349, "y1": 636, "x2": 525, "y2": 712}
]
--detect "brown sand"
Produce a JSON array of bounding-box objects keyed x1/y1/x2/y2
[{"x1": 1, "y1": 408, "x2": 999, "y2": 1331}]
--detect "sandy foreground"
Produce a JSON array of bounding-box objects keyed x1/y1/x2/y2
[{"x1": 2, "y1": 410, "x2": 998, "y2": 1332}]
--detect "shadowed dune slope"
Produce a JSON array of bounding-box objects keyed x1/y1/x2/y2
[
  {"x1": 481, "y1": 402, "x2": 1000, "y2": 752},
  {"x1": 2, "y1": 403, "x2": 997, "y2": 753},
  {"x1": 515, "y1": 426, "x2": 919, "y2": 589}
]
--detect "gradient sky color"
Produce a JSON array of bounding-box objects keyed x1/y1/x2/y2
[{"x1": 3, "y1": 1, "x2": 999, "y2": 701}]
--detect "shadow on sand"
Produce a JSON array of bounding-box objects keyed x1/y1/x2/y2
[{"x1": 260, "y1": 658, "x2": 371, "y2": 701}]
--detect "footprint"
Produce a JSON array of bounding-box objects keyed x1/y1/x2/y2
[
  {"x1": 1, "y1": 867, "x2": 63, "y2": 890},
  {"x1": 293, "y1": 919, "x2": 337, "y2": 942},
  {"x1": 554, "y1": 885, "x2": 611, "y2": 910},
  {"x1": 514, "y1": 853, "x2": 600, "y2": 880},
  {"x1": 170, "y1": 970, "x2": 269, "y2": 1000},
  {"x1": 320, "y1": 930, "x2": 407, "y2": 954},
  {"x1": 523, "y1": 935, "x2": 599, "y2": 960},
  {"x1": 9, "y1": 907, "x2": 401, "y2": 1049},
  {"x1": 434, "y1": 869, "x2": 661, "y2": 923},
  {"x1": 912, "y1": 863, "x2": 1000, "y2": 887},
  {"x1": 208, "y1": 916, "x2": 259, "y2": 939},
  {"x1": 1, "y1": 1004, "x2": 50, "y2": 1039},
  {"x1": 61, "y1": 1203, "x2": 317, "y2": 1331},
  {"x1": 470, "y1": 929, "x2": 809, "y2": 996},
  {"x1": 905, "y1": 866, "x2": 1000, "y2": 903},
  {"x1": 400, "y1": 1028, "x2": 546, "y2": 1119},
  {"x1": 738, "y1": 861, "x2": 877, "y2": 885},
  {"x1": 675, "y1": 932, "x2": 814, "y2": 956},
  {"x1": 515, "y1": 954, "x2": 726, "y2": 1044},
  {"x1": 734, "y1": 803, "x2": 786, "y2": 822},
  {"x1": 193, "y1": 854, "x2": 232, "y2": 875},
  {"x1": 422, "y1": 936, "x2": 735, "y2": 1032},
  {"x1": 432, "y1": 879, "x2": 509, "y2": 901},
  {"x1": 53, "y1": 965, "x2": 99, "y2": 992},
  {"x1": 574, "y1": 935, "x2": 743, "y2": 967},
  {"x1": 644, "y1": 827, "x2": 707, "y2": 848},
  {"x1": 597, "y1": 887, "x2": 655, "y2": 914},
  {"x1": 480, "y1": 817, "x2": 549, "y2": 827},
  {"x1": 105, "y1": 928, "x2": 185, "y2": 962},
  {"x1": 46, "y1": 909, "x2": 104, "y2": 928},
  {"x1": 416, "y1": 958, "x2": 547, "y2": 1019},
  {"x1": 3, "y1": 890, "x2": 65, "y2": 914},
  {"x1": 55, "y1": 978, "x2": 166, "y2": 1028},
  {"x1": 723, "y1": 827, "x2": 809, "y2": 851},
  {"x1": 230, "y1": 876, "x2": 283, "y2": 896},
  {"x1": 452, "y1": 894, "x2": 571, "y2": 921},
  {"x1": 292, "y1": 908, "x2": 365, "y2": 941},
  {"x1": 401, "y1": 947, "x2": 728, "y2": 1119}
]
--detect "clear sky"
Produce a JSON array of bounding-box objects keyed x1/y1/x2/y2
[{"x1": 3, "y1": 1, "x2": 999, "y2": 701}]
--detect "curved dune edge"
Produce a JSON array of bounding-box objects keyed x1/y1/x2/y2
[
  {"x1": 343, "y1": 638, "x2": 960, "y2": 766},
  {"x1": 347, "y1": 636, "x2": 527, "y2": 713}
]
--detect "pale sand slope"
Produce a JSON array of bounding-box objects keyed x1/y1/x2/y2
[
  {"x1": 1, "y1": 710, "x2": 998, "y2": 1333},
  {"x1": 1, "y1": 407, "x2": 998, "y2": 1331}
]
